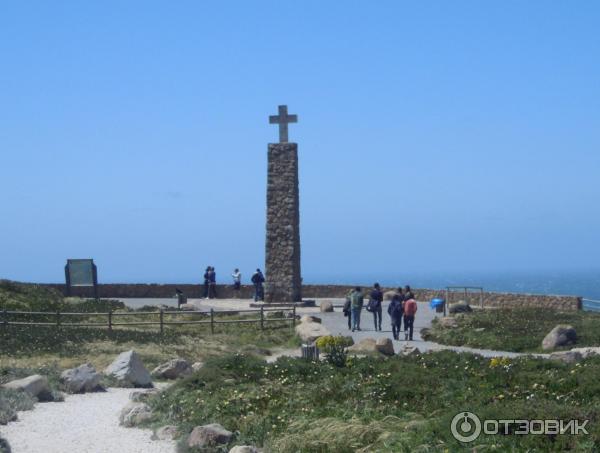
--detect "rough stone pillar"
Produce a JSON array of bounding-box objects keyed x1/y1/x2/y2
[{"x1": 265, "y1": 142, "x2": 302, "y2": 302}]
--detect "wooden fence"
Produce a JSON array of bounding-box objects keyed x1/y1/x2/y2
[{"x1": 0, "y1": 306, "x2": 297, "y2": 334}]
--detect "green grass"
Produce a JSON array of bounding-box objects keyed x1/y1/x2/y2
[
  {"x1": 422, "y1": 307, "x2": 600, "y2": 353},
  {"x1": 148, "y1": 352, "x2": 600, "y2": 452}
]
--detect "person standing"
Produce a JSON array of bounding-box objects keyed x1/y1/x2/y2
[
  {"x1": 208, "y1": 267, "x2": 217, "y2": 299},
  {"x1": 403, "y1": 297, "x2": 418, "y2": 341},
  {"x1": 369, "y1": 283, "x2": 384, "y2": 331},
  {"x1": 231, "y1": 268, "x2": 242, "y2": 294},
  {"x1": 203, "y1": 266, "x2": 211, "y2": 299},
  {"x1": 387, "y1": 293, "x2": 403, "y2": 340},
  {"x1": 404, "y1": 285, "x2": 415, "y2": 301},
  {"x1": 350, "y1": 286, "x2": 364, "y2": 332},
  {"x1": 343, "y1": 290, "x2": 352, "y2": 330},
  {"x1": 251, "y1": 268, "x2": 265, "y2": 301}
]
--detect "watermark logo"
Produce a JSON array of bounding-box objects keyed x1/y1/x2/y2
[
  {"x1": 451, "y1": 412, "x2": 589, "y2": 443},
  {"x1": 451, "y1": 412, "x2": 482, "y2": 443}
]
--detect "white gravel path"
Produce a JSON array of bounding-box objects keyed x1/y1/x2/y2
[{"x1": 0, "y1": 388, "x2": 175, "y2": 453}]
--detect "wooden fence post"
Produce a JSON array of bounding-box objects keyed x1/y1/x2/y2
[
  {"x1": 56, "y1": 311, "x2": 61, "y2": 329},
  {"x1": 159, "y1": 309, "x2": 164, "y2": 335},
  {"x1": 2, "y1": 309, "x2": 7, "y2": 328},
  {"x1": 108, "y1": 310, "x2": 113, "y2": 332},
  {"x1": 260, "y1": 306, "x2": 264, "y2": 330},
  {"x1": 292, "y1": 306, "x2": 296, "y2": 328},
  {"x1": 210, "y1": 308, "x2": 215, "y2": 334}
]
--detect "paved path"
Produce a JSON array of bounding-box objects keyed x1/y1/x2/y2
[{"x1": 0, "y1": 388, "x2": 175, "y2": 453}]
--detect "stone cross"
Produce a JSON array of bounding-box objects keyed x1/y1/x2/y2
[{"x1": 269, "y1": 105, "x2": 297, "y2": 143}]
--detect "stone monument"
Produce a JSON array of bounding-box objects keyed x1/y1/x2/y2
[{"x1": 265, "y1": 105, "x2": 302, "y2": 302}]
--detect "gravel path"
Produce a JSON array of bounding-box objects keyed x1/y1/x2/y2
[{"x1": 0, "y1": 388, "x2": 175, "y2": 453}]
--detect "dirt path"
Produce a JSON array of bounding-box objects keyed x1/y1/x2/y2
[{"x1": 0, "y1": 388, "x2": 175, "y2": 453}]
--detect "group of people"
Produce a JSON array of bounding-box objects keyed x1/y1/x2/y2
[
  {"x1": 202, "y1": 266, "x2": 266, "y2": 302},
  {"x1": 343, "y1": 284, "x2": 418, "y2": 341}
]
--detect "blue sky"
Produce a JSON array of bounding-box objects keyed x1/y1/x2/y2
[{"x1": 1, "y1": 1, "x2": 599, "y2": 284}]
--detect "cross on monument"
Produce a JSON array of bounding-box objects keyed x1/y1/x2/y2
[{"x1": 269, "y1": 105, "x2": 297, "y2": 143}]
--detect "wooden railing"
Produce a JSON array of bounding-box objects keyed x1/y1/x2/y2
[{"x1": 0, "y1": 306, "x2": 297, "y2": 334}]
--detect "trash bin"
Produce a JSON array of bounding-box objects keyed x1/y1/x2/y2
[
  {"x1": 430, "y1": 298, "x2": 445, "y2": 313},
  {"x1": 301, "y1": 344, "x2": 319, "y2": 361}
]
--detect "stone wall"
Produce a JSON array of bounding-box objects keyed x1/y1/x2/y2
[
  {"x1": 264, "y1": 142, "x2": 302, "y2": 302},
  {"x1": 38, "y1": 283, "x2": 581, "y2": 311}
]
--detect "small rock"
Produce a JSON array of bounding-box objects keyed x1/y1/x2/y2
[
  {"x1": 375, "y1": 338, "x2": 395, "y2": 356},
  {"x1": 179, "y1": 303, "x2": 197, "y2": 311},
  {"x1": 60, "y1": 363, "x2": 103, "y2": 393},
  {"x1": 105, "y1": 350, "x2": 153, "y2": 387},
  {"x1": 438, "y1": 317, "x2": 458, "y2": 328},
  {"x1": 398, "y1": 344, "x2": 421, "y2": 356},
  {"x1": 153, "y1": 425, "x2": 179, "y2": 441},
  {"x1": 474, "y1": 327, "x2": 486, "y2": 332},
  {"x1": 151, "y1": 358, "x2": 192, "y2": 380},
  {"x1": 295, "y1": 321, "x2": 331, "y2": 343},
  {"x1": 191, "y1": 362, "x2": 204, "y2": 372},
  {"x1": 319, "y1": 301, "x2": 334, "y2": 312},
  {"x1": 300, "y1": 315, "x2": 321, "y2": 324},
  {"x1": 542, "y1": 325, "x2": 577, "y2": 351},
  {"x1": 119, "y1": 402, "x2": 153, "y2": 427},
  {"x1": 129, "y1": 388, "x2": 160, "y2": 402},
  {"x1": 550, "y1": 351, "x2": 583, "y2": 364},
  {"x1": 2, "y1": 375, "x2": 50, "y2": 399},
  {"x1": 229, "y1": 447, "x2": 259, "y2": 453},
  {"x1": 187, "y1": 423, "x2": 233, "y2": 448},
  {"x1": 449, "y1": 301, "x2": 472, "y2": 314}
]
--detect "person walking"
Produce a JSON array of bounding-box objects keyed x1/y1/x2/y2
[
  {"x1": 208, "y1": 267, "x2": 217, "y2": 299},
  {"x1": 350, "y1": 286, "x2": 364, "y2": 332},
  {"x1": 203, "y1": 266, "x2": 211, "y2": 299},
  {"x1": 231, "y1": 268, "x2": 242, "y2": 295},
  {"x1": 251, "y1": 268, "x2": 265, "y2": 301},
  {"x1": 368, "y1": 283, "x2": 384, "y2": 331},
  {"x1": 403, "y1": 297, "x2": 418, "y2": 341},
  {"x1": 387, "y1": 293, "x2": 403, "y2": 340}
]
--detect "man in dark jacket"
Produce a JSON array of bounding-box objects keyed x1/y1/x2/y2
[
  {"x1": 387, "y1": 291, "x2": 404, "y2": 340},
  {"x1": 369, "y1": 283, "x2": 384, "y2": 331},
  {"x1": 203, "y1": 266, "x2": 210, "y2": 299},
  {"x1": 251, "y1": 269, "x2": 265, "y2": 301}
]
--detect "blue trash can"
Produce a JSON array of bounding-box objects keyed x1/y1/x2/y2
[{"x1": 430, "y1": 298, "x2": 445, "y2": 313}]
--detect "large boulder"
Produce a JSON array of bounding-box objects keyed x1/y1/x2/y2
[
  {"x1": 375, "y1": 338, "x2": 395, "y2": 356},
  {"x1": 542, "y1": 325, "x2": 577, "y2": 351},
  {"x1": 105, "y1": 350, "x2": 153, "y2": 387},
  {"x1": 347, "y1": 338, "x2": 386, "y2": 356},
  {"x1": 229, "y1": 447, "x2": 259, "y2": 453},
  {"x1": 119, "y1": 402, "x2": 153, "y2": 427},
  {"x1": 319, "y1": 301, "x2": 334, "y2": 312},
  {"x1": 187, "y1": 423, "x2": 233, "y2": 448},
  {"x1": 151, "y1": 358, "x2": 192, "y2": 380},
  {"x1": 60, "y1": 363, "x2": 102, "y2": 393},
  {"x1": 438, "y1": 317, "x2": 458, "y2": 328},
  {"x1": 2, "y1": 375, "x2": 50, "y2": 399},
  {"x1": 449, "y1": 301, "x2": 472, "y2": 314},
  {"x1": 295, "y1": 320, "x2": 330, "y2": 343},
  {"x1": 153, "y1": 425, "x2": 179, "y2": 441}
]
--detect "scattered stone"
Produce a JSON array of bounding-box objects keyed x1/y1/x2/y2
[
  {"x1": 375, "y1": 338, "x2": 395, "y2": 356},
  {"x1": 438, "y1": 317, "x2": 458, "y2": 328},
  {"x1": 119, "y1": 402, "x2": 153, "y2": 427},
  {"x1": 319, "y1": 301, "x2": 334, "y2": 312},
  {"x1": 449, "y1": 301, "x2": 472, "y2": 314},
  {"x1": 153, "y1": 425, "x2": 179, "y2": 441},
  {"x1": 542, "y1": 325, "x2": 577, "y2": 350},
  {"x1": 300, "y1": 315, "x2": 321, "y2": 324},
  {"x1": 151, "y1": 358, "x2": 192, "y2": 380},
  {"x1": 60, "y1": 363, "x2": 103, "y2": 393},
  {"x1": 398, "y1": 344, "x2": 421, "y2": 356},
  {"x1": 187, "y1": 423, "x2": 233, "y2": 448},
  {"x1": 191, "y1": 362, "x2": 204, "y2": 372},
  {"x1": 129, "y1": 388, "x2": 160, "y2": 402},
  {"x1": 104, "y1": 350, "x2": 153, "y2": 387},
  {"x1": 2, "y1": 375, "x2": 50, "y2": 399},
  {"x1": 570, "y1": 347, "x2": 600, "y2": 359},
  {"x1": 0, "y1": 436, "x2": 11, "y2": 453},
  {"x1": 550, "y1": 351, "x2": 583, "y2": 364},
  {"x1": 295, "y1": 320, "x2": 331, "y2": 343},
  {"x1": 229, "y1": 446, "x2": 259, "y2": 453}
]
